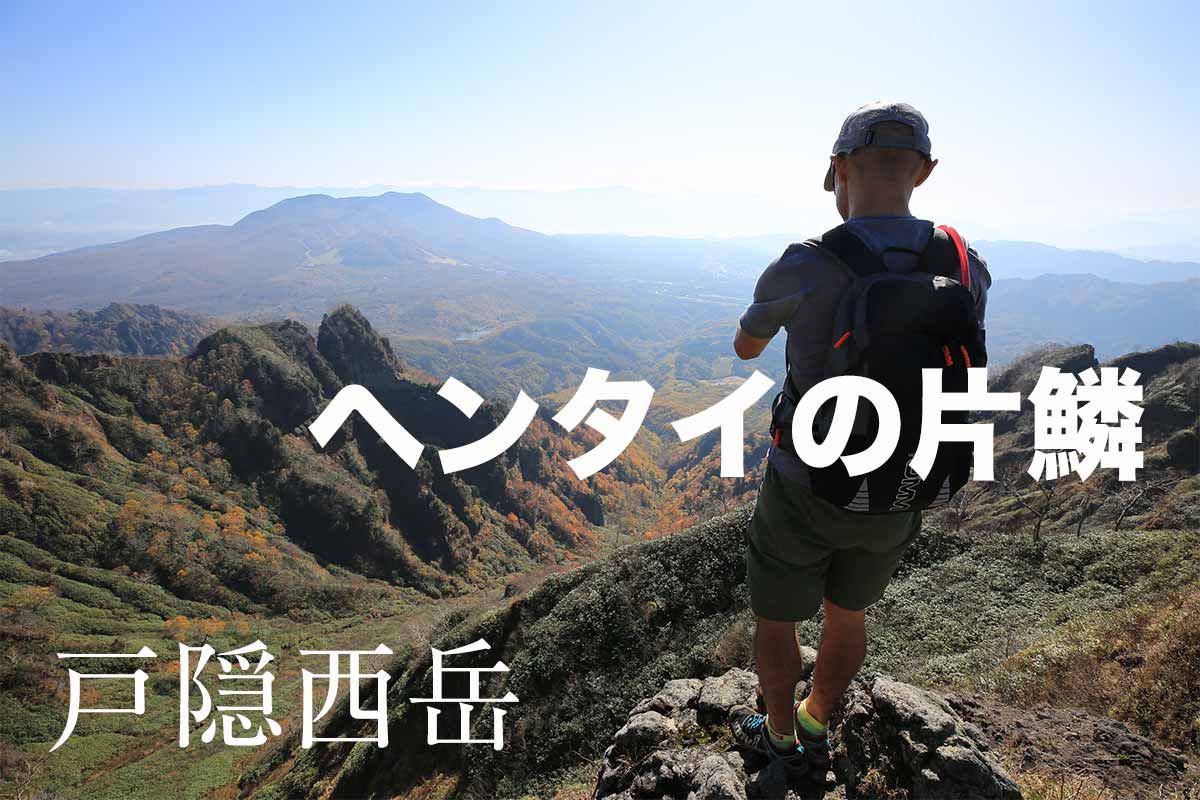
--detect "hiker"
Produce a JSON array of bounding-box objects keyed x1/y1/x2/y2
[{"x1": 727, "y1": 101, "x2": 991, "y2": 776}]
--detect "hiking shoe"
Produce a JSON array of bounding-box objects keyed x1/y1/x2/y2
[
  {"x1": 792, "y1": 700, "x2": 833, "y2": 773},
  {"x1": 728, "y1": 704, "x2": 810, "y2": 774}
]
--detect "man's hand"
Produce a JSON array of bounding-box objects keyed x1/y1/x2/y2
[{"x1": 733, "y1": 325, "x2": 772, "y2": 360}]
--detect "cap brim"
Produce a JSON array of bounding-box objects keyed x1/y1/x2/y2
[{"x1": 823, "y1": 162, "x2": 835, "y2": 192}]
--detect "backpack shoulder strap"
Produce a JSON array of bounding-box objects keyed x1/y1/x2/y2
[
  {"x1": 809, "y1": 223, "x2": 886, "y2": 277},
  {"x1": 774, "y1": 225, "x2": 879, "y2": 409},
  {"x1": 921, "y1": 224, "x2": 971, "y2": 288}
]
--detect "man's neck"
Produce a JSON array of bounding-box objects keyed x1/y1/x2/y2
[{"x1": 847, "y1": 189, "x2": 913, "y2": 219}]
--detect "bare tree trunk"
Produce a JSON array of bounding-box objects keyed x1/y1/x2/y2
[
  {"x1": 1112, "y1": 479, "x2": 1180, "y2": 530},
  {"x1": 998, "y1": 467, "x2": 1055, "y2": 541},
  {"x1": 1075, "y1": 494, "x2": 1090, "y2": 537}
]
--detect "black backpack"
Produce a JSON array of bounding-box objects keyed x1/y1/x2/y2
[{"x1": 768, "y1": 221, "x2": 986, "y2": 513}]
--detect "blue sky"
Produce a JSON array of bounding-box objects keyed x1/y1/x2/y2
[{"x1": 2, "y1": 1, "x2": 1197, "y2": 244}]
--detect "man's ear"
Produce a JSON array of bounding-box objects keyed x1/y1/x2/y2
[
  {"x1": 914, "y1": 157, "x2": 938, "y2": 187},
  {"x1": 833, "y1": 154, "x2": 850, "y2": 186}
]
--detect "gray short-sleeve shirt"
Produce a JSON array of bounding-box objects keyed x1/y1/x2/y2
[{"x1": 738, "y1": 215, "x2": 991, "y2": 484}]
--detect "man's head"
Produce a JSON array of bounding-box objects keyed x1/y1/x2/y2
[{"x1": 823, "y1": 101, "x2": 938, "y2": 220}]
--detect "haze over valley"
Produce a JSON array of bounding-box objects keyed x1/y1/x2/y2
[{"x1": 2, "y1": 190, "x2": 1196, "y2": 401}]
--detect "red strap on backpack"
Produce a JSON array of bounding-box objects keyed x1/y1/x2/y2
[{"x1": 936, "y1": 224, "x2": 970, "y2": 288}]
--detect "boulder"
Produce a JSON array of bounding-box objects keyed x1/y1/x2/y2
[
  {"x1": 696, "y1": 668, "x2": 759, "y2": 725},
  {"x1": 611, "y1": 711, "x2": 679, "y2": 761}
]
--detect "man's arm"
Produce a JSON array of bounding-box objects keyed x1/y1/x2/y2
[
  {"x1": 965, "y1": 241, "x2": 991, "y2": 344},
  {"x1": 734, "y1": 249, "x2": 807, "y2": 360},
  {"x1": 733, "y1": 325, "x2": 772, "y2": 360}
]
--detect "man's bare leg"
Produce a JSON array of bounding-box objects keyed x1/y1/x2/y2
[
  {"x1": 801, "y1": 598, "x2": 867, "y2": 725},
  {"x1": 753, "y1": 617, "x2": 806, "y2": 737}
]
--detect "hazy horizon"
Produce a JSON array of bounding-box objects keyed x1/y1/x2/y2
[
  {"x1": 1, "y1": 183, "x2": 1198, "y2": 262},
  {"x1": 3, "y1": 1, "x2": 1198, "y2": 253}
]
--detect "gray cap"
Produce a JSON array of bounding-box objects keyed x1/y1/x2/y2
[{"x1": 823, "y1": 101, "x2": 932, "y2": 191}]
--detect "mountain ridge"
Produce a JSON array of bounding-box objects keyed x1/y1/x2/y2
[
  {"x1": 0, "y1": 305, "x2": 668, "y2": 601},
  {"x1": 0, "y1": 303, "x2": 218, "y2": 357}
]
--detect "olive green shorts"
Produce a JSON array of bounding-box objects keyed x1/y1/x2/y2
[{"x1": 745, "y1": 462, "x2": 921, "y2": 622}]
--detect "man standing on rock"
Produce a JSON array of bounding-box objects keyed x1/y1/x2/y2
[{"x1": 727, "y1": 101, "x2": 991, "y2": 775}]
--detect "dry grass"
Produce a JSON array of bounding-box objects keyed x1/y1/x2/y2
[
  {"x1": 1012, "y1": 769, "x2": 1127, "y2": 800},
  {"x1": 710, "y1": 612, "x2": 755, "y2": 668},
  {"x1": 546, "y1": 759, "x2": 605, "y2": 800},
  {"x1": 993, "y1": 585, "x2": 1200, "y2": 750},
  {"x1": 1009, "y1": 767, "x2": 1200, "y2": 800},
  {"x1": 855, "y1": 766, "x2": 908, "y2": 799}
]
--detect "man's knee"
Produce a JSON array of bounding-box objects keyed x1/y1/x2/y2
[
  {"x1": 755, "y1": 616, "x2": 799, "y2": 636},
  {"x1": 822, "y1": 597, "x2": 866, "y2": 630}
]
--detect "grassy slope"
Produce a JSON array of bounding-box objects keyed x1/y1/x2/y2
[
  {"x1": 237, "y1": 471, "x2": 1200, "y2": 799},
  {"x1": 4, "y1": 336, "x2": 1196, "y2": 798},
  {"x1": 0, "y1": 528, "x2": 477, "y2": 799}
]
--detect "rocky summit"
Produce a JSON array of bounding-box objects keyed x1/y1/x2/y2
[
  {"x1": 592, "y1": 659, "x2": 1194, "y2": 800},
  {"x1": 592, "y1": 662, "x2": 1022, "y2": 800}
]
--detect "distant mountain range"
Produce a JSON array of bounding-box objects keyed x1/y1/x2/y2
[
  {"x1": 4, "y1": 183, "x2": 1200, "y2": 260},
  {"x1": 0, "y1": 192, "x2": 770, "y2": 400},
  {"x1": 986, "y1": 275, "x2": 1199, "y2": 361},
  {"x1": 0, "y1": 191, "x2": 1196, "y2": 397},
  {"x1": 0, "y1": 192, "x2": 763, "y2": 311},
  {"x1": 972, "y1": 240, "x2": 1200, "y2": 283},
  {"x1": 0, "y1": 183, "x2": 813, "y2": 259}
]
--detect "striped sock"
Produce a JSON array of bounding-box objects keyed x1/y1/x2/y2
[
  {"x1": 765, "y1": 715, "x2": 797, "y2": 752},
  {"x1": 794, "y1": 698, "x2": 828, "y2": 737}
]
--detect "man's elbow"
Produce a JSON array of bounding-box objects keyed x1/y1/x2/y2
[{"x1": 733, "y1": 327, "x2": 770, "y2": 360}]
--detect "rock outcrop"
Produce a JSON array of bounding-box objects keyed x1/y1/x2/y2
[
  {"x1": 317, "y1": 303, "x2": 407, "y2": 387},
  {"x1": 834, "y1": 678, "x2": 1020, "y2": 800},
  {"x1": 593, "y1": 666, "x2": 1021, "y2": 800}
]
